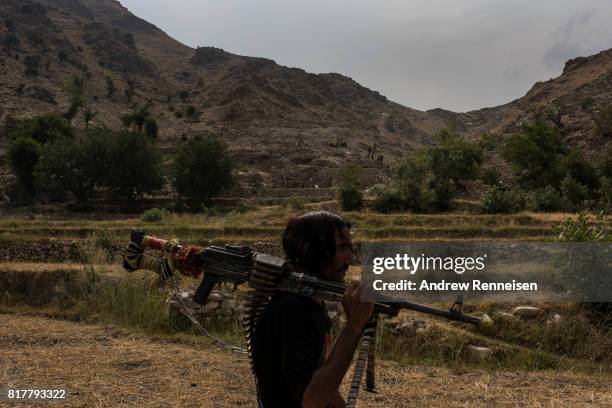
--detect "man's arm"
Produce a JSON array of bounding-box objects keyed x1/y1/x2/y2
[{"x1": 301, "y1": 281, "x2": 374, "y2": 408}]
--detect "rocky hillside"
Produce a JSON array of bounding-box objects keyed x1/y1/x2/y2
[{"x1": 0, "y1": 0, "x2": 610, "y2": 199}]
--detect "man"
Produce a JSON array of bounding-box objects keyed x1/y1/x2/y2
[{"x1": 252, "y1": 211, "x2": 374, "y2": 408}]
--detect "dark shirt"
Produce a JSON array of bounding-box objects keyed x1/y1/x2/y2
[{"x1": 252, "y1": 292, "x2": 333, "y2": 408}]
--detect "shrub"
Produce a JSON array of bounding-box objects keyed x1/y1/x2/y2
[
  {"x1": 555, "y1": 214, "x2": 611, "y2": 324},
  {"x1": 172, "y1": 136, "x2": 233, "y2": 205},
  {"x1": 528, "y1": 185, "x2": 564, "y2": 212},
  {"x1": 8, "y1": 137, "x2": 42, "y2": 202},
  {"x1": 482, "y1": 186, "x2": 523, "y2": 214},
  {"x1": 287, "y1": 195, "x2": 305, "y2": 211},
  {"x1": 580, "y1": 97, "x2": 595, "y2": 110},
  {"x1": 338, "y1": 186, "x2": 363, "y2": 212},
  {"x1": 594, "y1": 104, "x2": 612, "y2": 137},
  {"x1": 374, "y1": 158, "x2": 437, "y2": 213},
  {"x1": 7, "y1": 114, "x2": 73, "y2": 144},
  {"x1": 336, "y1": 163, "x2": 363, "y2": 211},
  {"x1": 141, "y1": 208, "x2": 168, "y2": 222},
  {"x1": 560, "y1": 175, "x2": 589, "y2": 211},
  {"x1": 121, "y1": 103, "x2": 152, "y2": 133},
  {"x1": 480, "y1": 167, "x2": 501, "y2": 186},
  {"x1": 563, "y1": 148, "x2": 598, "y2": 191},
  {"x1": 144, "y1": 117, "x2": 158, "y2": 139},
  {"x1": 597, "y1": 176, "x2": 612, "y2": 211}
]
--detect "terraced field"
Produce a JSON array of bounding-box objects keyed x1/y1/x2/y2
[{"x1": 1, "y1": 206, "x2": 611, "y2": 407}]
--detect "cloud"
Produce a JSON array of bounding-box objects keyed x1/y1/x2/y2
[{"x1": 120, "y1": 0, "x2": 612, "y2": 112}]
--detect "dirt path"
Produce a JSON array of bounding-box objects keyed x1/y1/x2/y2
[{"x1": 1, "y1": 314, "x2": 610, "y2": 408}]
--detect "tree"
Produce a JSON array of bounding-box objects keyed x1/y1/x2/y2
[
  {"x1": 103, "y1": 130, "x2": 164, "y2": 199},
  {"x1": 172, "y1": 136, "x2": 233, "y2": 205},
  {"x1": 336, "y1": 163, "x2": 363, "y2": 211},
  {"x1": 6, "y1": 114, "x2": 74, "y2": 144},
  {"x1": 419, "y1": 128, "x2": 482, "y2": 210},
  {"x1": 34, "y1": 134, "x2": 108, "y2": 204},
  {"x1": 121, "y1": 102, "x2": 152, "y2": 133},
  {"x1": 63, "y1": 76, "x2": 86, "y2": 121},
  {"x1": 144, "y1": 117, "x2": 158, "y2": 139},
  {"x1": 503, "y1": 119, "x2": 566, "y2": 189},
  {"x1": 8, "y1": 137, "x2": 42, "y2": 202}
]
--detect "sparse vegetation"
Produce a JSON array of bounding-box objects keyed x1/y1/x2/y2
[
  {"x1": 141, "y1": 208, "x2": 169, "y2": 223},
  {"x1": 594, "y1": 103, "x2": 612, "y2": 137},
  {"x1": 287, "y1": 195, "x2": 306, "y2": 210}
]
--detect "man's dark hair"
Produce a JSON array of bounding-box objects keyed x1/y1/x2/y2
[{"x1": 282, "y1": 211, "x2": 351, "y2": 275}]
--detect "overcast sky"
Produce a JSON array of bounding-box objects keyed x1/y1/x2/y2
[{"x1": 121, "y1": 0, "x2": 612, "y2": 112}]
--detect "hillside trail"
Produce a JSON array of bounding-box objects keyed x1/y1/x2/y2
[{"x1": 1, "y1": 314, "x2": 610, "y2": 408}]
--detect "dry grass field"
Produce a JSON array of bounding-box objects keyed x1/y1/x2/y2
[
  {"x1": 1, "y1": 314, "x2": 611, "y2": 408},
  {"x1": 1, "y1": 206, "x2": 611, "y2": 407}
]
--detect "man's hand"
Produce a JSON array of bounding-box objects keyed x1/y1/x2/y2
[{"x1": 342, "y1": 281, "x2": 374, "y2": 332}]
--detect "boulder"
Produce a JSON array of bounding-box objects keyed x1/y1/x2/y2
[
  {"x1": 467, "y1": 345, "x2": 493, "y2": 360},
  {"x1": 513, "y1": 306, "x2": 540, "y2": 318}
]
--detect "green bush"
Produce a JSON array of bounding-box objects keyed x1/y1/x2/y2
[
  {"x1": 6, "y1": 114, "x2": 74, "y2": 144},
  {"x1": 503, "y1": 119, "x2": 566, "y2": 188},
  {"x1": 172, "y1": 136, "x2": 233, "y2": 206},
  {"x1": 560, "y1": 175, "x2": 589, "y2": 211},
  {"x1": 35, "y1": 129, "x2": 163, "y2": 203},
  {"x1": 480, "y1": 167, "x2": 501, "y2": 186},
  {"x1": 336, "y1": 163, "x2": 363, "y2": 211},
  {"x1": 597, "y1": 176, "x2": 612, "y2": 211},
  {"x1": 528, "y1": 185, "x2": 564, "y2": 212},
  {"x1": 482, "y1": 186, "x2": 523, "y2": 214},
  {"x1": 8, "y1": 137, "x2": 42, "y2": 202},
  {"x1": 373, "y1": 157, "x2": 438, "y2": 213},
  {"x1": 287, "y1": 195, "x2": 305, "y2": 211},
  {"x1": 563, "y1": 148, "x2": 598, "y2": 191},
  {"x1": 34, "y1": 135, "x2": 104, "y2": 204},
  {"x1": 338, "y1": 186, "x2": 363, "y2": 211},
  {"x1": 555, "y1": 214, "x2": 611, "y2": 324},
  {"x1": 141, "y1": 208, "x2": 168, "y2": 222}
]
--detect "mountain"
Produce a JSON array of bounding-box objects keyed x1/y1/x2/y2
[{"x1": 1, "y1": 0, "x2": 611, "y2": 200}]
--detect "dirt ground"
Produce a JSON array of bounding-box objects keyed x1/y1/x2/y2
[{"x1": 1, "y1": 314, "x2": 611, "y2": 408}]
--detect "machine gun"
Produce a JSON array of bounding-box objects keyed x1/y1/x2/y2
[{"x1": 123, "y1": 230, "x2": 482, "y2": 407}]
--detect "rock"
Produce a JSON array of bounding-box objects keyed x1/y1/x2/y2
[
  {"x1": 467, "y1": 345, "x2": 493, "y2": 360},
  {"x1": 480, "y1": 313, "x2": 493, "y2": 326},
  {"x1": 495, "y1": 311, "x2": 517, "y2": 320},
  {"x1": 513, "y1": 306, "x2": 540, "y2": 318}
]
